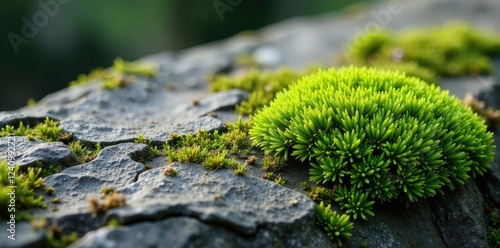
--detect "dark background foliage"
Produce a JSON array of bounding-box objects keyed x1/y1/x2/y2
[{"x1": 0, "y1": 0, "x2": 365, "y2": 111}]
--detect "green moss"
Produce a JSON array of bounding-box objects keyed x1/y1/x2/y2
[
  {"x1": 100, "y1": 186, "x2": 117, "y2": 195},
  {"x1": 250, "y1": 67, "x2": 494, "y2": 220},
  {"x1": 45, "y1": 187, "x2": 55, "y2": 195},
  {"x1": 0, "y1": 117, "x2": 67, "y2": 142},
  {"x1": 489, "y1": 212, "x2": 500, "y2": 248},
  {"x1": 35, "y1": 161, "x2": 64, "y2": 178},
  {"x1": 133, "y1": 134, "x2": 161, "y2": 160},
  {"x1": 343, "y1": 21, "x2": 500, "y2": 80},
  {"x1": 202, "y1": 151, "x2": 240, "y2": 170},
  {"x1": 262, "y1": 155, "x2": 286, "y2": 172},
  {"x1": 68, "y1": 141, "x2": 101, "y2": 164},
  {"x1": 316, "y1": 201, "x2": 354, "y2": 246},
  {"x1": 45, "y1": 224, "x2": 79, "y2": 248},
  {"x1": 209, "y1": 68, "x2": 318, "y2": 115},
  {"x1": 167, "y1": 145, "x2": 209, "y2": 164},
  {"x1": 234, "y1": 52, "x2": 259, "y2": 67},
  {"x1": 300, "y1": 181, "x2": 310, "y2": 191},
  {"x1": 163, "y1": 167, "x2": 178, "y2": 176},
  {"x1": 69, "y1": 57, "x2": 157, "y2": 89},
  {"x1": 1, "y1": 161, "x2": 46, "y2": 219},
  {"x1": 234, "y1": 163, "x2": 247, "y2": 176},
  {"x1": 134, "y1": 133, "x2": 147, "y2": 144},
  {"x1": 113, "y1": 57, "x2": 157, "y2": 77},
  {"x1": 107, "y1": 218, "x2": 121, "y2": 227},
  {"x1": 307, "y1": 186, "x2": 333, "y2": 205},
  {"x1": 273, "y1": 175, "x2": 287, "y2": 186},
  {"x1": 163, "y1": 118, "x2": 253, "y2": 173}
]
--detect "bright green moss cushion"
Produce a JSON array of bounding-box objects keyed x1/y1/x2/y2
[{"x1": 250, "y1": 66, "x2": 494, "y2": 219}]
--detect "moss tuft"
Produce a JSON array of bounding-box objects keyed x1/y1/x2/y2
[
  {"x1": 68, "y1": 141, "x2": 101, "y2": 164},
  {"x1": 250, "y1": 67, "x2": 494, "y2": 220},
  {"x1": 209, "y1": 68, "x2": 318, "y2": 115},
  {"x1": 307, "y1": 186, "x2": 333, "y2": 205},
  {"x1": 343, "y1": 21, "x2": 500, "y2": 80},
  {"x1": 316, "y1": 201, "x2": 354, "y2": 246},
  {"x1": 0, "y1": 161, "x2": 46, "y2": 219},
  {"x1": 69, "y1": 57, "x2": 157, "y2": 89},
  {"x1": 163, "y1": 167, "x2": 178, "y2": 176},
  {"x1": 164, "y1": 118, "x2": 253, "y2": 173},
  {"x1": 0, "y1": 117, "x2": 67, "y2": 142}
]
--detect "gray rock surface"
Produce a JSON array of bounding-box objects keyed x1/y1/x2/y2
[
  {"x1": 71, "y1": 162, "x2": 330, "y2": 248},
  {"x1": 0, "y1": 222, "x2": 45, "y2": 248},
  {"x1": 1, "y1": 0, "x2": 500, "y2": 247},
  {"x1": 0, "y1": 136, "x2": 77, "y2": 170},
  {"x1": 41, "y1": 143, "x2": 148, "y2": 216},
  {"x1": 433, "y1": 180, "x2": 488, "y2": 248}
]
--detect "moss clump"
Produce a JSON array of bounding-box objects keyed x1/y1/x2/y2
[
  {"x1": 0, "y1": 117, "x2": 67, "y2": 142},
  {"x1": 307, "y1": 186, "x2": 334, "y2": 205},
  {"x1": 234, "y1": 163, "x2": 247, "y2": 176},
  {"x1": 202, "y1": 151, "x2": 240, "y2": 170},
  {"x1": 88, "y1": 192, "x2": 127, "y2": 217},
  {"x1": 250, "y1": 67, "x2": 494, "y2": 220},
  {"x1": 262, "y1": 155, "x2": 286, "y2": 172},
  {"x1": 69, "y1": 57, "x2": 157, "y2": 89},
  {"x1": 133, "y1": 134, "x2": 161, "y2": 160},
  {"x1": 343, "y1": 21, "x2": 500, "y2": 79},
  {"x1": 35, "y1": 161, "x2": 64, "y2": 178},
  {"x1": 45, "y1": 223, "x2": 79, "y2": 248},
  {"x1": 68, "y1": 141, "x2": 101, "y2": 164},
  {"x1": 489, "y1": 212, "x2": 500, "y2": 247},
  {"x1": 316, "y1": 201, "x2": 354, "y2": 246},
  {"x1": 209, "y1": 68, "x2": 316, "y2": 115},
  {"x1": 0, "y1": 161, "x2": 46, "y2": 219},
  {"x1": 163, "y1": 167, "x2": 178, "y2": 176},
  {"x1": 163, "y1": 118, "x2": 251, "y2": 172}
]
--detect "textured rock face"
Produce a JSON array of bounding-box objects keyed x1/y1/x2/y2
[
  {"x1": 72, "y1": 162, "x2": 330, "y2": 248},
  {"x1": 1, "y1": 0, "x2": 500, "y2": 247},
  {"x1": 0, "y1": 136, "x2": 77, "y2": 170}
]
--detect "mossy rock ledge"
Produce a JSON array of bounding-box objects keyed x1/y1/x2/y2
[{"x1": 2, "y1": 0, "x2": 500, "y2": 247}]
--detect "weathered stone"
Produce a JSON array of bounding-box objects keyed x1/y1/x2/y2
[
  {"x1": 0, "y1": 136, "x2": 77, "y2": 170},
  {"x1": 73, "y1": 163, "x2": 331, "y2": 248},
  {"x1": 0, "y1": 85, "x2": 247, "y2": 147},
  {"x1": 476, "y1": 77, "x2": 500, "y2": 209},
  {"x1": 348, "y1": 200, "x2": 445, "y2": 247},
  {"x1": 26, "y1": 143, "x2": 150, "y2": 237},
  {"x1": 41, "y1": 143, "x2": 148, "y2": 215},
  {"x1": 433, "y1": 180, "x2": 488, "y2": 248},
  {"x1": 0, "y1": 222, "x2": 45, "y2": 248},
  {"x1": 72, "y1": 216, "x2": 329, "y2": 248},
  {"x1": 1, "y1": 0, "x2": 499, "y2": 247}
]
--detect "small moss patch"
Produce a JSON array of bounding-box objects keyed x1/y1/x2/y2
[
  {"x1": 0, "y1": 117, "x2": 67, "y2": 142},
  {"x1": 69, "y1": 57, "x2": 157, "y2": 89},
  {"x1": 1, "y1": 161, "x2": 46, "y2": 220},
  {"x1": 209, "y1": 67, "x2": 318, "y2": 115},
  {"x1": 163, "y1": 117, "x2": 252, "y2": 173},
  {"x1": 342, "y1": 21, "x2": 500, "y2": 81}
]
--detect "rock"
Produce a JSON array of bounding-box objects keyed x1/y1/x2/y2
[
  {"x1": 1, "y1": 0, "x2": 500, "y2": 247},
  {"x1": 0, "y1": 222, "x2": 45, "y2": 248},
  {"x1": 36, "y1": 143, "x2": 148, "y2": 235},
  {"x1": 79, "y1": 162, "x2": 331, "y2": 248},
  {"x1": 0, "y1": 83, "x2": 247, "y2": 147},
  {"x1": 476, "y1": 77, "x2": 500, "y2": 208},
  {"x1": 433, "y1": 180, "x2": 488, "y2": 248},
  {"x1": 0, "y1": 136, "x2": 77, "y2": 170}
]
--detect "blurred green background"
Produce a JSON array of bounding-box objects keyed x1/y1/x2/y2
[{"x1": 0, "y1": 0, "x2": 365, "y2": 111}]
